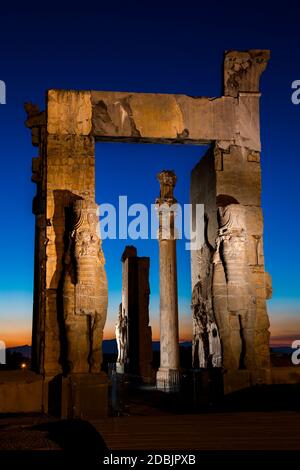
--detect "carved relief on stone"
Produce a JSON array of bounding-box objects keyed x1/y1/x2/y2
[
  {"x1": 192, "y1": 281, "x2": 209, "y2": 368},
  {"x1": 115, "y1": 303, "x2": 128, "y2": 366},
  {"x1": 212, "y1": 203, "x2": 256, "y2": 371},
  {"x1": 252, "y1": 234, "x2": 264, "y2": 266},
  {"x1": 192, "y1": 243, "x2": 222, "y2": 369},
  {"x1": 24, "y1": 102, "x2": 46, "y2": 147},
  {"x1": 208, "y1": 321, "x2": 222, "y2": 367},
  {"x1": 63, "y1": 197, "x2": 107, "y2": 374},
  {"x1": 224, "y1": 50, "x2": 270, "y2": 97},
  {"x1": 216, "y1": 204, "x2": 248, "y2": 289},
  {"x1": 71, "y1": 199, "x2": 104, "y2": 316}
]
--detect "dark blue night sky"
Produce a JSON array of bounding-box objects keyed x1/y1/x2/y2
[{"x1": 0, "y1": 1, "x2": 299, "y2": 345}]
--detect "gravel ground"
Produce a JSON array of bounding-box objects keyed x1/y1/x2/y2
[{"x1": 0, "y1": 415, "x2": 60, "y2": 450}]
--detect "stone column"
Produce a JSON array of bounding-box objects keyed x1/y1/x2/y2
[{"x1": 156, "y1": 171, "x2": 180, "y2": 391}]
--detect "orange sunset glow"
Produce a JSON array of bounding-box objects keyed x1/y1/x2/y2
[{"x1": 1, "y1": 306, "x2": 299, "y2": 349}]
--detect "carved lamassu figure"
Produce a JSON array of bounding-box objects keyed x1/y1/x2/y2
[
  {"x1": 63, "y1": 198, "x2": 107, "y2": 374},
  {"x1": 213, "y1": 204, "x2": 256, "y2": 371}
]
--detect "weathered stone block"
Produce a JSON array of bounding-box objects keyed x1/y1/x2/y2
[
  {"x1": 61, "y1": 373, "x2": 108, "y2": 419},
  {"x1": 91, "y1": 91, "x2": 236, "y2": 144},
  {"x1": 216, "y1": 146, "x2": 261, "y2": 206},
  {"x1": 224, "y1": 49, "x2": 270, "y2": 97},
  {"x1": 47, "y1": 90, "x2": 92, "y2": 135},
  {"x1": 0, "y1": 371, "x2": 43, "y2": 413}
]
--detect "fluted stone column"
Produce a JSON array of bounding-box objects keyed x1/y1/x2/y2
[{"x1": 156, "y1": 171, "x2": 180, "y2": 391}]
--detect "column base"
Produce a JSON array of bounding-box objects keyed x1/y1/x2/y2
[
  {"x1": 156, "y1": 368, "x2": 180, "y2": 392},
  {"x1": 61, "y1": 372, "x2": 108, "y2": 419},
  {"x1": 116, "y1": 363, "x2": 125, "y2": 374},
  {"x1": 223, "y1": 368, "x2": 272, "y2": 394}
]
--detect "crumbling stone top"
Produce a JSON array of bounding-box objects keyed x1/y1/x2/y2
[{"x1": 121, "y1": 245, "x2": 137, "y2": 262}]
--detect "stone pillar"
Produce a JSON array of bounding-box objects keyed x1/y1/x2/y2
[
  {"x1": 117, "y1": 246, "x2": 152, "y2": 382},
  {"x1": 190, "y1": 50, "x2": 272, "y2": 393},
  {"x1": 156, "y1": 171, "x2": 180, "y2": 391},
  {"x1": 63, "y1": 198, "x2": 107, "y2": 374},
  {"x1": 25, "y1": 91, "x2": 108, "y2": 417}
]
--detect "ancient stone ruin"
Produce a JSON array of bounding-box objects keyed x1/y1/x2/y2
[
  {"x1": 155, "y1": 171, "x2": 180, "y2": 391},
  {"x1": 23, "y1": 49, "x2": 273, "y2": 415},
  {"x1": 116, "y1": 246, "x2": 152, "y2": 381}
]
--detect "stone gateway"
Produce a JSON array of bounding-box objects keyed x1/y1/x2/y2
[{"x1": 24, "y1": 50, "x2": 272, "y2": 414}]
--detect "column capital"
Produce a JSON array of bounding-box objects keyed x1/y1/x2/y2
[
  {"x1": 156, "y1": 170, "x2": 178, "y2": 240},
  {"x1": 156, "y1": 170, "x2": 177, "y2": 205},
  {"x1": 223, "y1": 49, "x2": 270, "y2": 97}
]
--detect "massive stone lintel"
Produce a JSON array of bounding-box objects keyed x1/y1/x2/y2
[
  {"x1": 91, "y1": 92, "x2": 236, "y2": 144},
  {"x1": 46, "y1": 89, "x2": 238, "y2": 144},
  {"x1": 45, "y1": 65, "x2": 268, "y2": 152}
]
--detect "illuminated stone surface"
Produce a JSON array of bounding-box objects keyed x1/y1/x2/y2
[
  {"x1": 155, "y1": 171, "x2": 180, "y2": 392},
  {"x1": 24, "y1": 49, "x2": 272, "y2": 406}
]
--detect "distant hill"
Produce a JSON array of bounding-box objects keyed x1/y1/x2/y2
[
  {"x1": 180, "y1": 341, "x2": 192, "y2": 348},
  {"x1": 6, "y1": 345, "x2": 31, "y2": 358},
  {"x1": 271, "y1": 347, "x2": 294, "y2": 355},
  {"x1": 270, "y1": 346, "x2": 295, "y2": 367},
  {"x1": 6, "y1": 342, "x2": 119, "y2": 357},
  {"x1": 6, "y1": 340, "x2": 192, "y2": 358},
  {"x1": 9, "y1": 342, "x2": 289, "y2": 359},
  {"x1": 152, "y1": 341, "x2": 191, "y2": 351},
  {"x1": 103, "y1": 339, "x2": 117, "y2": 354}
]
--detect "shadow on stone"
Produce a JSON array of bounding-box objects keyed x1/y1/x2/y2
[
  {"x1": 48, "y1": 375, "x2": 62, "y2": 417},
  {"x1": 32, "y1": 419, "x2": 108, "y2": 461}
]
